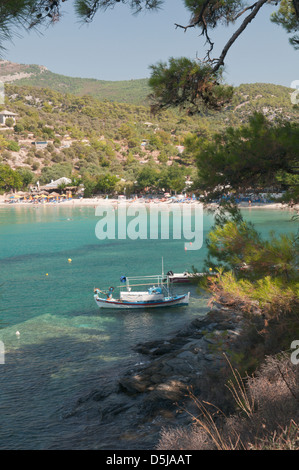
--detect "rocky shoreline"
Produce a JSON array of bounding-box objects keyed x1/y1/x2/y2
[{"x1": 56, "y1": 305, "x2": 246, "y2": 450}]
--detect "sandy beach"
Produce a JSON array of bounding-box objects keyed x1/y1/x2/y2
[{"x1": 0, "y1": 193, "x2": 298, "y2": 211}]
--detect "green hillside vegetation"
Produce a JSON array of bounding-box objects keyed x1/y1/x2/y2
[
  {"x1": 230, "y1": 82, "x2": 297, "y2": 118},
  {"x1": 0, "y1": 83, "x2": 201, "y2": 194},
  {"x1": 1, "y1": 60, "x2": 298, "y2": 113},
  {"x1": 0, "y1": 80, "x2": 298, "y2": 196},
  {"x1": 14, "y1": 72, "x2": 299, "y2": 114},
  {"x1": 9, "y1": 66, "x2": 151, "y2": 106},
  {"x1": 0, "y1": 61, "x2": 151, "y2": 105}
]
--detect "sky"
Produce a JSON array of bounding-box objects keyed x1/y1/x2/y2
[{"x1": 2, "y1": 0, "x2": 299, "y2": 88}]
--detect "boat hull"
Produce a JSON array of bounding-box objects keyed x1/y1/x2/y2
[
  {"x1": 168, "y1": 276, "x2": 191, "y2": 284},
  {"x1": 167, "y1": 272, "x2": 217, "y2": 283},
  {"x1": 94, "y1": 292, "x2": 190, "y2": 309}
]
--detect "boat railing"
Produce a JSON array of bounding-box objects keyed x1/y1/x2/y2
[{"x1": 117, "y1": 274, "x2": 171, "y2": 292}]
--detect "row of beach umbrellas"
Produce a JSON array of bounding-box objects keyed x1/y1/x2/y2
[{"x1": 8, "y1": 192, "x2": 71, "y2": 200}]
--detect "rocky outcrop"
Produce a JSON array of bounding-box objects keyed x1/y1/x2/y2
[
  {"x1": 0, "y1": 60, "x2": 47, "y2": 82},
  {"x1": 56, "y1": 306, "x2": 246, "y2": 450},
  {"x1": 118, "y1": 307, "x2": 244, "y2": 410}
]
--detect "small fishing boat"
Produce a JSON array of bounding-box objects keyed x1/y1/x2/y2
[
  {"x1": 94, "y1": 272, "x2": 190, "y2": 310},
  {"x1": 165, "y1": 270, "x2": 196, "y2": 283},
  {"x1": 165, "y1": 270, "x2": 217, "y2": 283}
]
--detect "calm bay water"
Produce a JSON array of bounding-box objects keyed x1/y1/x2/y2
[{"x1": 0, "y1": 204, "x2": 296, "y2": 449}]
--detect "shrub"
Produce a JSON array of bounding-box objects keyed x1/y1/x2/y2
[
  {"x1": 31, "y1": 161, "x2": 40, "y2": 171},
  {"x1": 7, "y1": 140, "x2": 20, "y2": 152},
  {"x1": 5, "y1": 117, "x2": 14, "y2": 127},
  {"x1": 157, "y1": 354, "x2": 299, "y2": 450}
]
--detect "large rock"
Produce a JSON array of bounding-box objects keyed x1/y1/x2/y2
[{"x1": 60, "y1": 306, "x2": 245, "y2": 449}]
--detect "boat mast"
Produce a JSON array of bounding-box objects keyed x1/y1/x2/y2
[{"x1": 161, "y1": 256, "x2": 170, "y2": 293}]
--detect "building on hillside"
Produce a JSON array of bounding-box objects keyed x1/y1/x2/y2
[
  {"x1": 44, "y1": 177, "x2": 72, "y2": 189},
  {"x1": 0, "y1": 110, "x2": 18, "y2": 125},
  {"x1": 31, "y1": 141, "x2": 48, "y2": 148}
]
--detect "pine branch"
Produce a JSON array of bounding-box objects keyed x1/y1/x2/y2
[
  {"x1": 174, "y1": 0, "x2": 212, "y2": 31},
  {"x1": 213, "y1": 0, "x2": 269, "y2": 72}
]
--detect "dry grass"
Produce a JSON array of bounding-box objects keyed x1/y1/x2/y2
[{"x1": 157, "y1": 353, "x2": 299, "y2": 450}]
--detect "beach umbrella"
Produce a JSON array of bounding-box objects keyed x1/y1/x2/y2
[{"x1": 17, "y1": 192, "x2": 29, "y2": 199}]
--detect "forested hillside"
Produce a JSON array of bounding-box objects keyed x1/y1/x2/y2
[
  {"x1": 0, "y1": 60, "x2": 150, "y2": 105},
  {"x1": 0, "y1": 77, "x2": 298, "y2": 196},
  {"x1": 17, "y1": 70, "x2": 151, "y2": 106},
  {"x1": 1, "y1": 60, "x2": 298, "y2": 113}
]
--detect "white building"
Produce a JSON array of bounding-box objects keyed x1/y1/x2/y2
[
  {"x1": 0, "y1": 110, "x2": 18, "y2": 125},
  {"x1": 44, "y1": 177, "x2": 72, "y2": 189}
]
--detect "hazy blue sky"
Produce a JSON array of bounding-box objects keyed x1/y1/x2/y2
[{"x1": 2, "y1": 0, "x2": 298, "y2": 87}]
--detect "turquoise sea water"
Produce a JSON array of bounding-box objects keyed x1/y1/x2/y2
[{"x1": 0, "y1": 204, "x2": 297, "y2": 449}]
